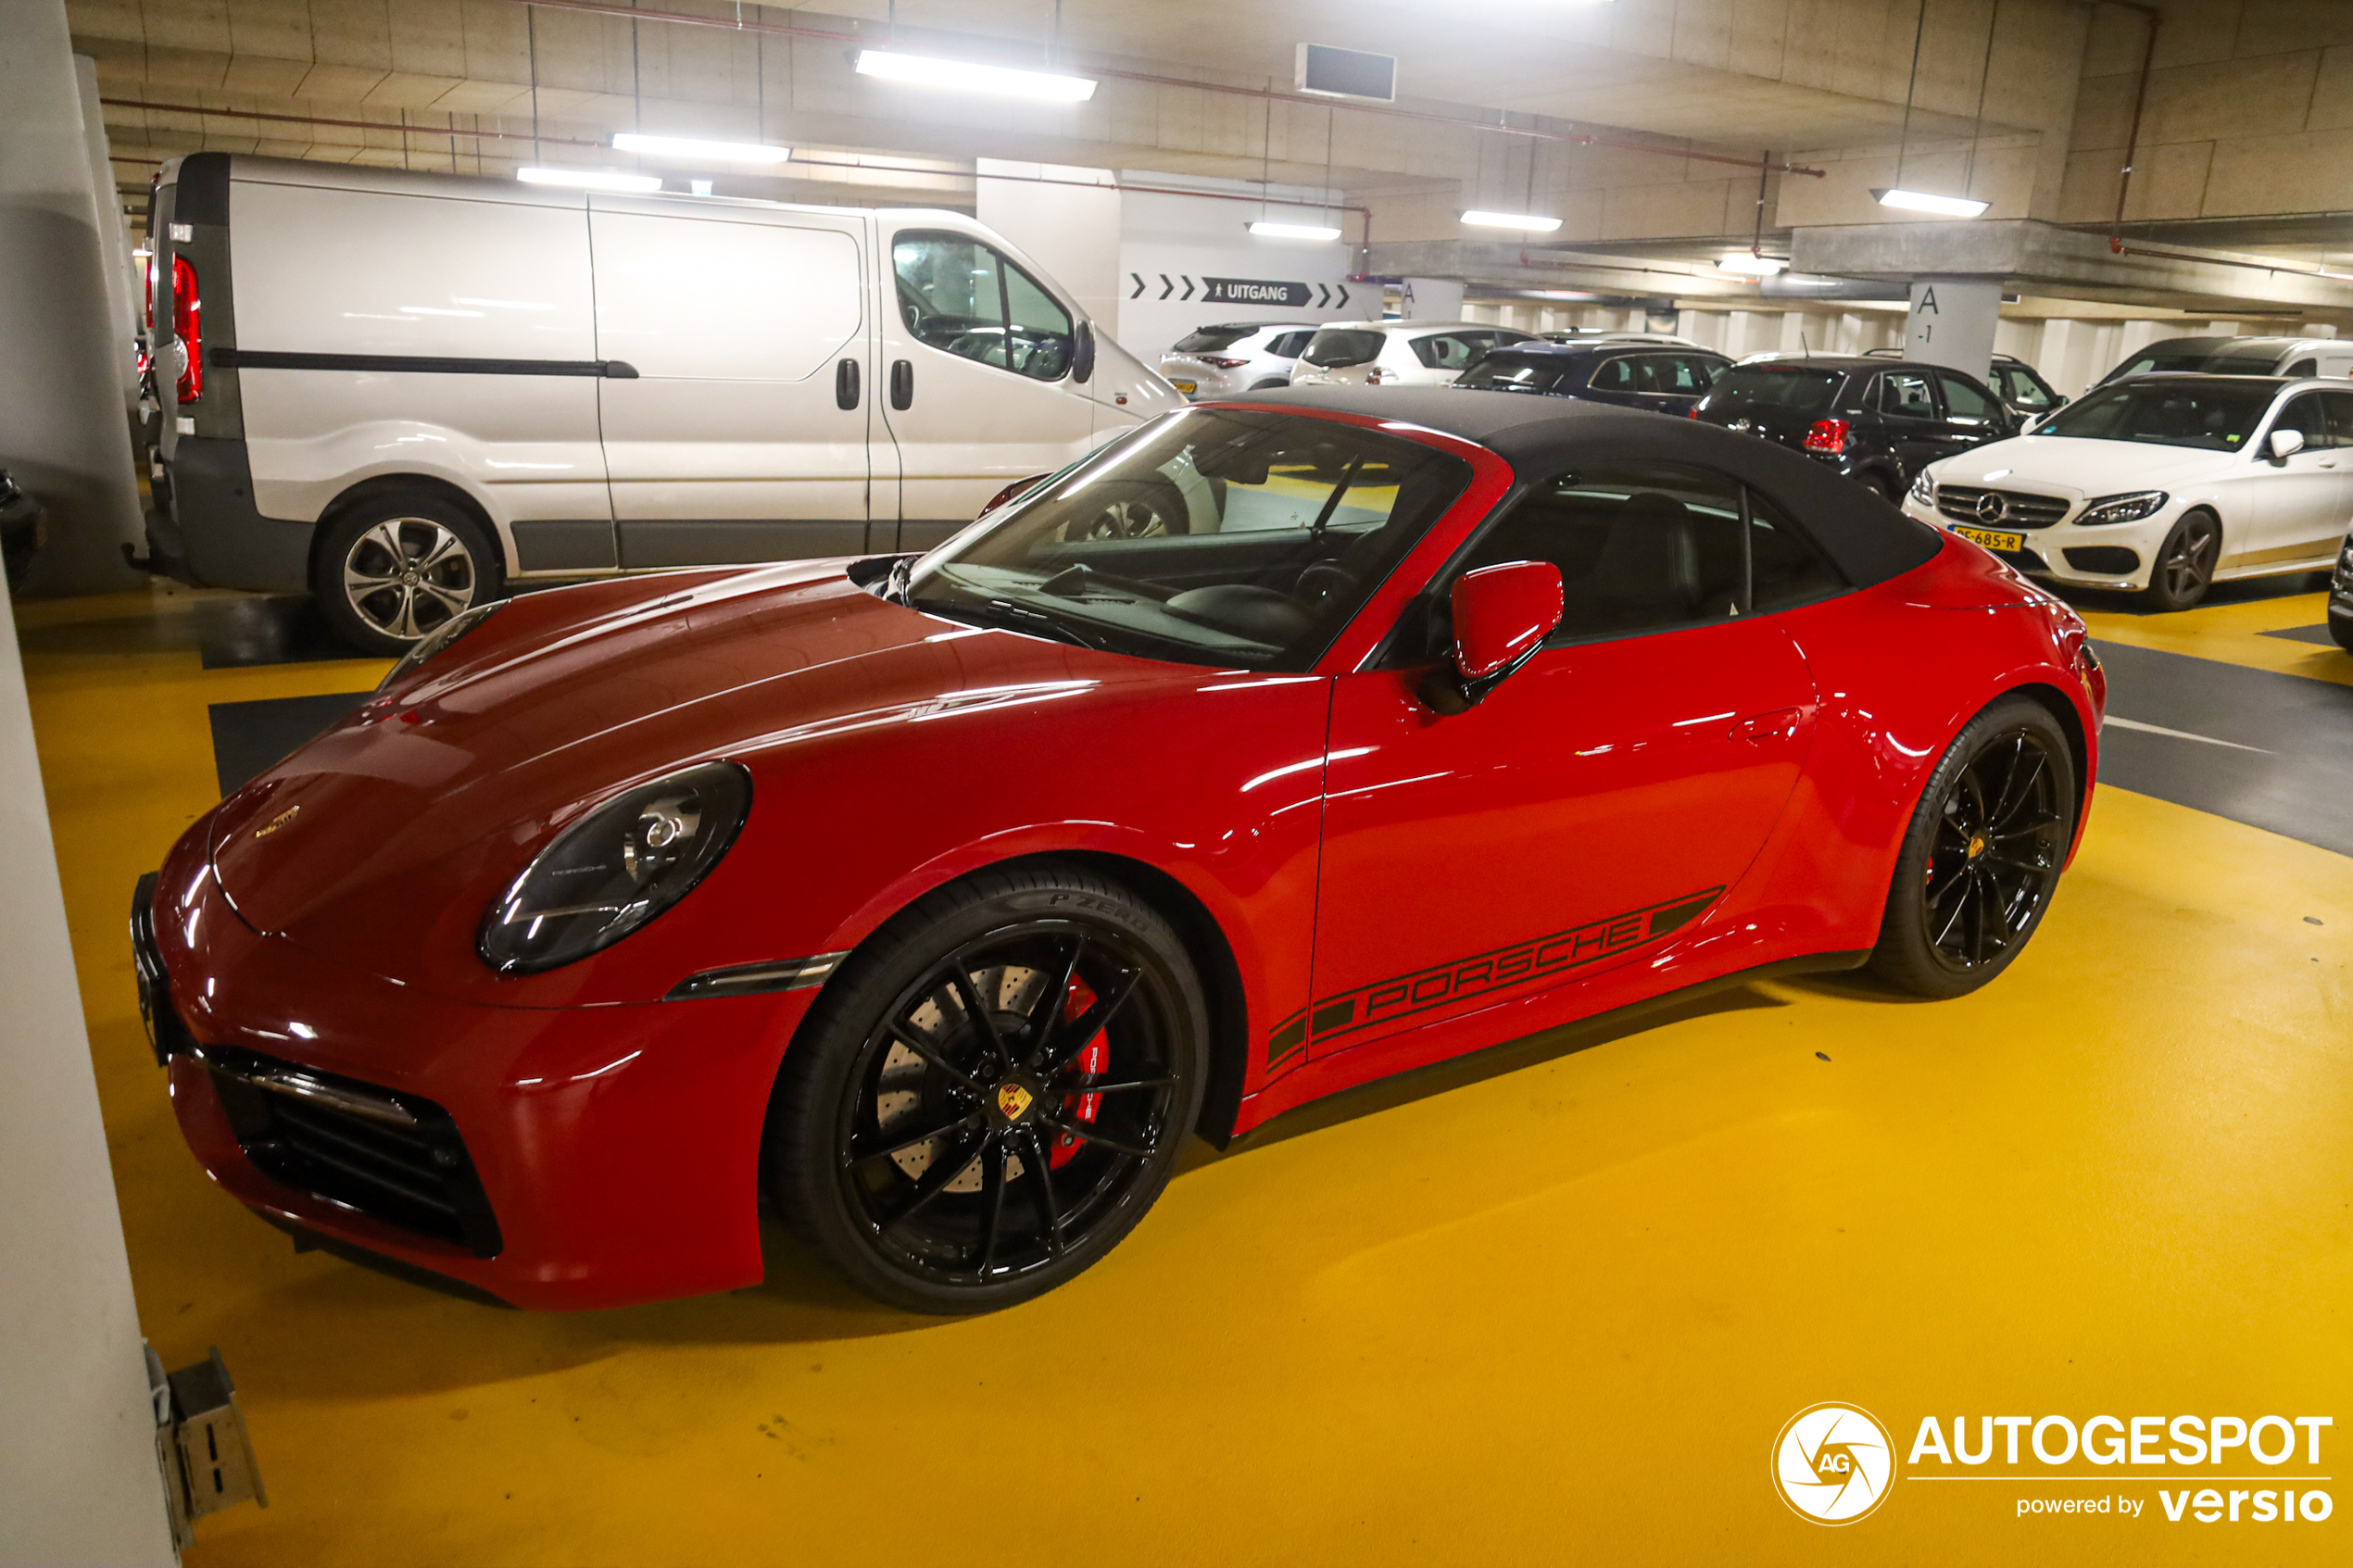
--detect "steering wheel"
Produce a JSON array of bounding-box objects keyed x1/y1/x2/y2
[{"x1": 1293, "y1": 559, "x2": 1361, "y2": 607}]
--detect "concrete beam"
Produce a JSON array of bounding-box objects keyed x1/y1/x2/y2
[
  {"x1": 1364, "y1": 238, "x2": 1756, "y2": 304},
  {"x1": 1791, "y1": 220, "x2": 2353, "y2": 319}
]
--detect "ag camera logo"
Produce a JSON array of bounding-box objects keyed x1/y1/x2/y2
[{"x1": 1774, "y1": 1403, "x2": 1897, "y2": 1524}]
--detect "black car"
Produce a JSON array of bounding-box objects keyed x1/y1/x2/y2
[
  {"x1": 1691, "y1": 356, "x2": 2017, "y2": 501},
  {"x1": 1453, "y1": 341, "x2": 1732, "y2": 416},
  {"x1": 2329, "y1": 527, "x2": 2353, "y2": 654},
  {"x1": 0, "y1": 469, "x2": 44, "y2": 592},
  {"x1": 1864, "y1": 347, "x2": 2064, "y2": 422}
]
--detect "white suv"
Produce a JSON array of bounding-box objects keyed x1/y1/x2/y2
[
  {"x1": 1158, "y1": 322, "x2": 1319, "y2": 398},
  {"x1": 1289, "y1": 321, "x2": 1539, "y2": 388},
  {"x1": 1902, "y1": 373, "x2": 2353, "y2": 610}
]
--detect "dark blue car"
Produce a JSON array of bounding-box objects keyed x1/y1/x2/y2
[{"x1": 1453, "y1": 340, "x2": 1732, "y2": 417}]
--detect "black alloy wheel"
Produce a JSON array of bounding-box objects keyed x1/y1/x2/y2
[
  {"x1": 2145, "y1": 509, "x2": 2221, "y2": 612},
  {"x1": 768, "y1": 865, "x2": 1206, "y2": 1312},
  {"x1": 1868, "y1": 696, "x2": 2076, "y2": 998}
]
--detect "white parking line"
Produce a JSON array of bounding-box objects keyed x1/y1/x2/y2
[{"x1": 2104, "y1": 716, "x2": 2271, "y2": 753}]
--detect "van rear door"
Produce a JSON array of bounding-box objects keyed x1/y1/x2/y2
[{"x1": 591, "y1": 199, "x2": 875, "y2": 566}]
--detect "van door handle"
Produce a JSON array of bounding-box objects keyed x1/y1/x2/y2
[
  {"x1": 836, "y1": 358, "x2": 860, "y2": 409},
  {"x1": 890, "y1": 359, "x2": 913, "y2": 410},
  {"x1": 1731, "y1": 707, "x2": 1805, "y2": 743}
]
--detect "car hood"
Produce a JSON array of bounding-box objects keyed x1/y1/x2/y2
[
  {"x1": 1930, "y1": 435, "x2": 2239, "y2": 495},
  {"x1": 203, "y1": 562, "x2": 1167, "y2": 992}
]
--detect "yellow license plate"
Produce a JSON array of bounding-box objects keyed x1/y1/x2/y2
[
  {"x1": 1169, "y1": 380, "x2": 1197, "y2": 395},
  {"x1": 1951, "y1": 523, "x2": 2024, "y2": 552}
]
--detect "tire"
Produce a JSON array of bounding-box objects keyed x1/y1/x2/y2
[
  {"x1": 310, "y1": 490, "x2": 503, "y2": 656},
  {"x1": 2141, "y1": 508, "x2": 2221, "y2": 612},
  {"x1": 766, "y1": 862, "x2": 1210, "y2": 1313},
  {"x1": 1867, "y1": 696, "x2": 2077, "y2": 999},
  {"x1": 2332, "y1": 609, "x2": 2353, "y2": 655}
]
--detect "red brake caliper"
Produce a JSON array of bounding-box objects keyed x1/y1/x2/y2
[{"x1": 1050, "y1": 974, "x2": 1107, "y2": 1169}]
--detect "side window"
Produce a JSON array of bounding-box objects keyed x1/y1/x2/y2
[
  {"x1": 1936, "y1": 371, "x2": 1998, "y2": 426},
  {"x1": 1876, "y1": 370, "x2": 1937, "y2": 420},
  {"x1": 1651, "y1": 354, "x2": 1717, "y2": 395},
  {"x1": 1592, "y1": 356, "x2": 1641, "y2": 392},
  {"x1": 1003, "y1": 265, "x2": 1074, "y2": 381},
  {"x1": 2272, "y1": 393, "x2": 2331, "y2": 450},
  {"x1": 2286, "y1": 358, "x2": 2318, "y2": 378},
  {"x1": 891, "y1": 231, "x2": 1070, "y2": 381},
  {"x1": 1410, "y1": 332, "x2": 1485, "y2": 370},
  {"x1": 1453, "y1": 460, "x2": 1748, "y2": 642},
  {"x1": 2322, "y1": 391, "x2": 2353, "y2": 448},
  {"x1": 2001, "y1": 366, "x2": 2054, "y2": 410},
  {"x1": 1746, "y1": 487, "x2": 1846, "y2": 611},
  {"x1": 1271, "y1": 331, "x2": 1313, "y2": 358}
]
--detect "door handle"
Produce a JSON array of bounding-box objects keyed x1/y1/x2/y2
[
  {"x1": 836, "y1": 358, "x2": 860, "y2": 409},
  {"x1": 1731, "y1": 707, "x2": 1804, "y2": 743},
  {"x1": 890, "y1": 359, "x2": 913, "y2": 411}
]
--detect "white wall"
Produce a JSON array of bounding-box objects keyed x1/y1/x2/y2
[
  {"x1": 1114, "y1": 172, "x2": 1355, "y2": 362},
  {"x1": 0, "y1": 589, "x2": 173, "y2": 1565},
  {"x1": 975, "y1": 159, "x2": 1123, "y2": 347}
]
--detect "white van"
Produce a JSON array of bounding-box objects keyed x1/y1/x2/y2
[{"x1": 141, "y1": 153, "x2": 1180, "y2": 651}]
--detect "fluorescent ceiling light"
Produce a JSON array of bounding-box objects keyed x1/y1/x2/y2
[
  {"x1": 1717, "y1": 254, "x2": 1787, "y2": 276},
  {"x1": 1247, "y1": 220, "x2": 1342, "y2": 242},
  {"x1": 517, "y1": 167, "x2": 663, "y2": 193},
  {"x1": 610, "y1": 132, "x2": 791, "y2": 164},
  {"x1": 853, "y1": 48, "x2": 1097, "y2": 101},
  {"x1": 1872, "y1": 187, "x2": 1989, "y2": 218},
  {"x1": 1461, "y1": 210, "x2": 1563, "y2": 232}
]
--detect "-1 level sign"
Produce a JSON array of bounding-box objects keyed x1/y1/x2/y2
[{"x1": 1203, "y1": 277, "x2": 1312, "y2": 307}]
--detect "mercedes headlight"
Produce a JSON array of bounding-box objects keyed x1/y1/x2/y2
[
  {"x1": 480, "y1": 761, "x2": 752, "y2": 974},
  {"x1": 1908, "y1": 467, "x2": 1936, "y2": 507},
  {"x1": 379, "y1": 600, "x2": 504, "y2": 691},
  {"x1": 2078, "y1": 490, "x2": 2169, "y2": 526}
]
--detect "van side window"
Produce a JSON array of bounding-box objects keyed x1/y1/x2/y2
[{"x1": 893, "y1": 231, "x2": 1073, "y2": 382}]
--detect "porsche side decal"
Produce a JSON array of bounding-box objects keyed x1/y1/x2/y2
[{"x1": 1266, "y1": 886, "x2": 1725, "y2": 1066}]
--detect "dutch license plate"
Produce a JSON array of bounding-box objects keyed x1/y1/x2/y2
[
  {"x1": 1169, "y1": 380, "x2": 1197, "y2": 395},
  {"x1": 1951, "y1": 523, "x2": 2024, "y2": 553}
]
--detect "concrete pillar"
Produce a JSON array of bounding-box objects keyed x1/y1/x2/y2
[
  {"x1": 1399, "y1": 278, "x2": 1466, "y2": 320},
  {"x1": 1902, "y1": 277, "x2": 2001, "y2": 383},
  {"x1": 75, "y1": 56, "x2": 140, "y2": 415},
  {"x1": 0, "y1": 6, "x2": 146, "y2": 595}
]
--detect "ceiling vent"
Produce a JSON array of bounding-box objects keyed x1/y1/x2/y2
[{"x1": 1295, "y1": 44, "x2": 1396, "y2": 103}]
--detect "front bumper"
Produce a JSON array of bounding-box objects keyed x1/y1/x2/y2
[
  {"x1": 135, "y1": 833, "x2": 817, "y2": 1310},
  {"x1": 1900, "y1": 494, "x2": 2164, "y2": 591}
]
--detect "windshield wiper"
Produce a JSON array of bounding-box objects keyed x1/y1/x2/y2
[{"x1": 908, "y1": 592, "x2": 1115, "y2": 653}]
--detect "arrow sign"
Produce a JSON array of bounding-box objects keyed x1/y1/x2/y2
[
  {"x1": 1181, "y1": 275, "x2": 1197, "y2": 301},
  {"x1": 1336, "y1": 283, "x2": 1350, "y2": 309},
  {"x1": 1158, "y1": 273, "x2": 1174, "y2": 300},
  {"x1": 1200, "y1": 277, "x2": 1311, "y2": 307},
  {"x1": 1315, "y1": 283, "x2": 1330, "y2": 308},
  {"x1": 1129, "y1": 271, "x2": 1146, "y2": 300}
]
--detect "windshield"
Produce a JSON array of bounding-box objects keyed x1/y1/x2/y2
[
  {"x1": 2034, "y1": 380, "x2": 2276, "y2": 451},
  {"x1": 904, "y1": 408, "x2": 1472, "y2": 671},
  {"x1": 1700, "y1": 365, "x2": 1841, "y2": 418},
  {"x1": 1171, "y1": 325, "x2": 1254, "y2": 354},
  {"x1": 1300, "y1": 329, "x2": 1385, "y2": 368},
  {"x1": 1456, "y1": 351, "x2": 1567, "y2": 393}
]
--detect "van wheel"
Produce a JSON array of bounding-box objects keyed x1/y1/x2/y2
[
  {"x1": 2143, "y1": 509, "x2": 2220, "y2": 612},
  {"x1": 312, "y1": 493, "x2": 503, "y2": 656}
]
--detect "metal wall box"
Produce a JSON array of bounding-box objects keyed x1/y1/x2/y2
[{"x1": 166, "y1": 1348, "x2": 268, "y2": 1525}]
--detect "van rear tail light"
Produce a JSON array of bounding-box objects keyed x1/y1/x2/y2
[
  {"x1": 171, "y1": 255, "x2": 202, "y2": 403},
  {"x1": 1803, "y1": 418, "x2": 1849, "y2": 454}
]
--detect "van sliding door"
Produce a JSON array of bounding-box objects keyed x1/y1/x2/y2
[{"x1": 591, "y1": 200, "x2": 874, "y2": 566}]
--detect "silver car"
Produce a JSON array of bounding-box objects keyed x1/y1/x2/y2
[{"x1": 1157, "y1": 322, "x2": 1320, "y2": 398}]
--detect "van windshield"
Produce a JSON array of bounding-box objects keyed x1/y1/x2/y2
[
  {"x1": 2033, "y1": 380, "x2": 2276, "y2": 451},
  {"x1": 1300, "y1": 329, "x2": 1385, "y2": 369},
  {"x1": 902, "y1": 408, "x2": 1471, "y2": 671},
  {"x1": 1701, "y1": 365, "x2": 1842, "y2": 417}
]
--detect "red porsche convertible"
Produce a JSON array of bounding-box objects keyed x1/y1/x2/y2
[{"x1": 133, "y1": 387, "x2": 2103, "y2": 1312}]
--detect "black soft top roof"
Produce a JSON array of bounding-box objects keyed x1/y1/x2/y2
[{"x1": 1232, "y1": 385, "x2": 1944, "y2": 590}]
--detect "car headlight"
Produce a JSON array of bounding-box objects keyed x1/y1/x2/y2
[
  {"x1": 1908, "y1": 468, "x2": 1936, "y2": 507},
  {"x1": 378, "y1": 599, "x2": 504, "y2": 691},
  {"x1": 2078, "y1": 490, "x2": 2169, "y2": 526},
  {"x1": 480, "y1": 760, "x2": 752, "y2": 974}
]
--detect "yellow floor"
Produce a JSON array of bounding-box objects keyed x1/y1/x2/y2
[
  {"x1": 2076, "y1": 581, "x2": 2352, "y2": 688},
  {"x1": 19, "y1": 587, "x2": 2353, "y2": 1566}
]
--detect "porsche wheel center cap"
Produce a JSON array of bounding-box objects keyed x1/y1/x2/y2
[
  {"x1": 1967, "y1": 834, "x2": 1987, "y2": 860},
  {"x1": 994, "y1": 1081, "x2": 1038, "y2": 1123}
]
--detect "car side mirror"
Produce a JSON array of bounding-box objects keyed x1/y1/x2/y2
[
  {"x1": 1417, "y1": 559, "x2": 1564, "y2": 716},
  {"x1": 1073, "y1": 320, "x2": 1095, "y2": 384},
  {"x1": 2270, "y1": 427, "x2": 2305, "y2": 462}
]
